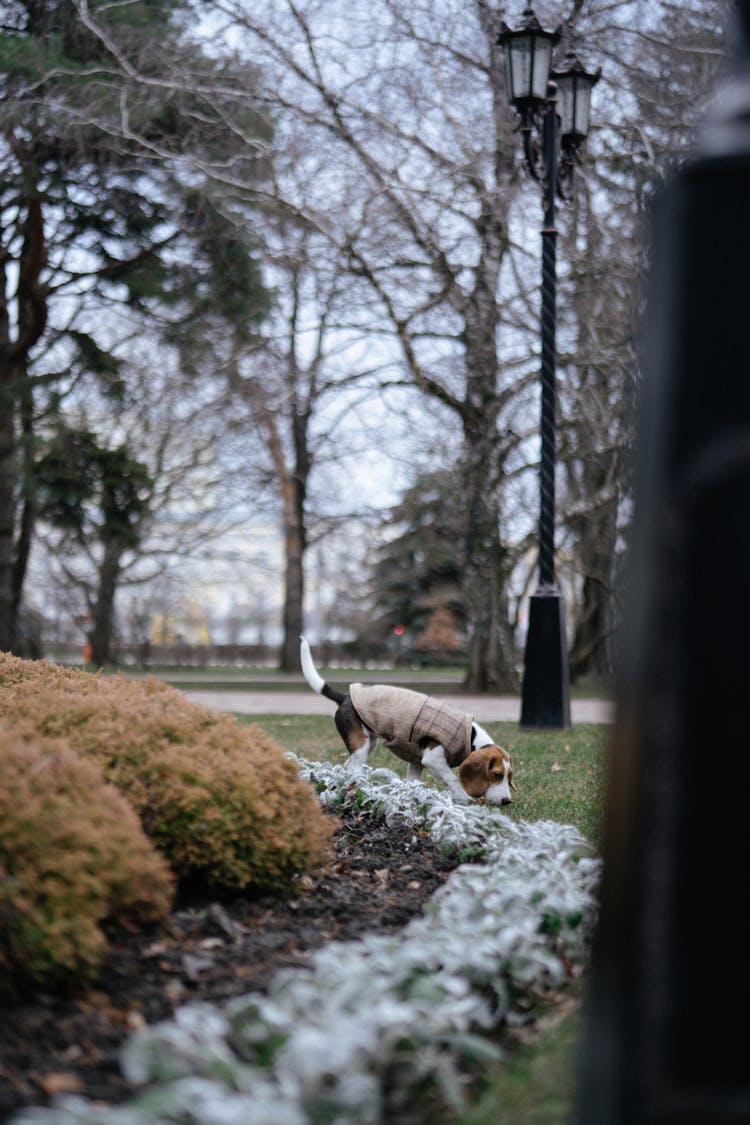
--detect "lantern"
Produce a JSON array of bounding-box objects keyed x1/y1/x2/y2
[
  {"x1": 552, "y1": 51, "x2": 602, "y2": 142},
  {"x1": 498, "y1": 6, "x2": 561, "y2": 111}
]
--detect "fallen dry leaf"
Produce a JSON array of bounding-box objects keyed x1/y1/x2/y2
[
  {"x1": 143, "y1": 941, "x2": 170, "y2": 958},
  {"x1": 38, "y1": 1073, "x2": 83, "y2": 1098},
  {"x1": 197, "y1": 937, "x2": 225, "y2": 952}
]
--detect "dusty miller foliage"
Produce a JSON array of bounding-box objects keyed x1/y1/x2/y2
[{"x1": 12, "y1": 760, "x2": 601, "y2": 1125}]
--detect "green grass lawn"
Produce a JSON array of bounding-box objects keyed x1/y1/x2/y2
[
  {"x1": 243, "y1": 712, "x2": 607, "y2": 1123},
  {"x1": 242, "y1": 714, "x2": 606, "y2": 845}
]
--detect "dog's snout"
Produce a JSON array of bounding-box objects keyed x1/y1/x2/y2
[{"x1": 501, "y1": 796, "x2": 512, "y2": 806}]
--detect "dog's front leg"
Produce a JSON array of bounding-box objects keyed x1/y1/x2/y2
[
  {"x1": 406, "y1": 762, "x2": 423, "y2": 781},
  {"x1": 420, "y1": 745, "x2": 470, "y2": 800}
]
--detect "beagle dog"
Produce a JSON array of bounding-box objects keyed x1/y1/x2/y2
[{"x1": 300, "y1": 637, "x2": 514, "y2": 804}]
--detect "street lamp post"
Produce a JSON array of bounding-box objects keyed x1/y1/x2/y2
[{"x1": 498, "y1": 6, "x2": 599, "y2": 730}]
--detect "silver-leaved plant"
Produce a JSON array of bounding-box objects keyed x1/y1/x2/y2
[{"x1": 12, "y1": 760, "x2": 601, "y2": 1125}]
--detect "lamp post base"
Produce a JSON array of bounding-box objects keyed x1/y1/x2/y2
[{"x1": 520, "y1": 589, "x2": 571, "y2": 729}]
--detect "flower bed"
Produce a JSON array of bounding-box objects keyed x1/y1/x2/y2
[{"x1": 11, "y1": 760, "x2": 600, "y2": 1125}]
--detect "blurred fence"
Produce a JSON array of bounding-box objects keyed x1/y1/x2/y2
[{"x1": 42, "y1": 641, "x2": 466, "y2": 669}]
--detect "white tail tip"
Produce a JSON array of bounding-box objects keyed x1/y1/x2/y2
[{"x1": 300, "y1": 635, "x2": 326, "y2": 694}]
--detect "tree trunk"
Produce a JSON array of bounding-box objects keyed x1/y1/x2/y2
[
  {"x1": 279, "y1": 473, "x2": 305, "y2": 672},
  {"x1": 89, "y1": 538, "x2": 122, "y2": 668},
  {"x1": 0, "y1": 182, "x2": 47, "y2": 653},
  {"x1": 569, "y1": 503, "x2": 618, "y2": 681},
  {"x1": 0, "y1": 225, "x2": 18, "y2": 652},
  {"x1": 280, "y1": 398, "x2": 311, "y2": 671},
  {"x1": 462, "y1": 460, "x2": 518, "y2": 693},
  {"x1": 563, "y1": 175, "x2": 626, "y2": 685},
  {"x1": 13, "y1": 364, "x2": 36, "y2": 632},
  {"x1": 251, "y1": 389, "x2": 309, "y2": 673},
  {"x1": 459, "y1": 158, "x2": 518, "y2": 693},
  {"x1": 0, "y1": 403, "x2": 16, "y2": 653}
]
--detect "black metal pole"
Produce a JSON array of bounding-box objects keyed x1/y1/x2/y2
[
  {"x1": 520, "y1": 84, "x2": 571, "y2": 730},
  {"x1": 539, "y1": 90, "x2": 558, "y2": 590}
]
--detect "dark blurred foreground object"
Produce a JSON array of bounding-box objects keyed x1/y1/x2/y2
[{"x1": 578, "y1": 4, "x2": 750, "y2": 1122}]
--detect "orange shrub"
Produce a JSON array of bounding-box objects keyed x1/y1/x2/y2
[
  {"x1": 0, "y1": 655, "x2": 333, "y2": 893},
  {"x1": 0, "y1": 726, "x2": 173, "y2": 998}
]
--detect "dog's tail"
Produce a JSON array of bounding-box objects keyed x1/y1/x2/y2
[{"x1": 300, "y1": 636, "x2": 347, "y2": 705}]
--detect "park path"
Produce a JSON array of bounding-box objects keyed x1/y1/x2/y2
[{"x1": 180, "y1": 688, "x2": 614, "y2": 724}]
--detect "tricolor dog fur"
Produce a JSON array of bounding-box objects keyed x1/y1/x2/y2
[{"x1": 300, "y1": 637, "x2": 514, "y2": 804}]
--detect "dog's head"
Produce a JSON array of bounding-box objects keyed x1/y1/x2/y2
[{"x1": 459, "y1": 746, "x2": 515, "y2": 804}]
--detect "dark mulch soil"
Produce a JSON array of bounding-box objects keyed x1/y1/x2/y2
[{"x1": 0, "y1": 810, "x2": 458, "y2": 1121}]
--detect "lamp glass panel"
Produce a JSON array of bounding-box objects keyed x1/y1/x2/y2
[
  {"x1": 509, "y1": 35, "x2": 533, "y2": 101},
  {"x1": 573, "y1": 78, "x2": 592, "y2": 136},
  {"x1": 556, "y1": 75, "x2": 576, "y2": 135},
  {"x1": 557, "y1": 74, "x2": 593, "y2": 138},
  {"x1": 530, "y1": 37, "x2": 553, "y2": 101},
  {"x1": 503, "y1": 48, "x2": 514, "y2": 103}
]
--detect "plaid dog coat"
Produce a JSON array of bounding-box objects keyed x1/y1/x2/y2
[{"x1": 349, "y1": 683, "x2": 474, "y2": 767}]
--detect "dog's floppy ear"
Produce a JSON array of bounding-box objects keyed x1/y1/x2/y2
[
  {"x1": 507, "y1": 751, "x2": 516, "y2": 790},
  {"x1": 460, "y1": 746, "x2": 515, "y2": 798},
  {"x1": 459, "y1": 748, "x2": 493, "y2": 798}
]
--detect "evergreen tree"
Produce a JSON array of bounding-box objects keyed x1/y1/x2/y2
[
  {"x1": 370, "y1": 469, "x2": 467, "y2": 658},
  {"x1": 37, "y1": 427, "x2": 152, "y2": 665},
  {"x1": 0, "y1": 0, "x2": 271, "y2": 651}
]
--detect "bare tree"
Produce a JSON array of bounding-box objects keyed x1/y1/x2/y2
[
  {"x1": 555, "y1": 0, "x2": 731, "y2": 679},
  {"x1": 210, "y1": 0, "x2": 534, "y2": 689},
  {"x1": 9, "y1": 0, "x2": 732, "y2": 684},
  {"x1": 230, "y1": 212, "x2": 407, "y2": 670},
  {"x1": 232, "y1": 0, "x2": 732, "y2": 689}
]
